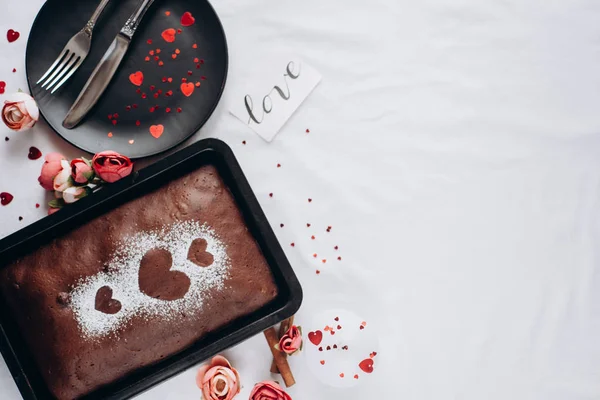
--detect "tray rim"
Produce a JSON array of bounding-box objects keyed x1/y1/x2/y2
[{"x1": 0, "y1": 138, "x2": 303, "y2": 399}]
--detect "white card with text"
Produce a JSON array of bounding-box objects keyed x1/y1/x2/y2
[{"x1": 229, "y1": 58, "x2": 321, "y2": 142}]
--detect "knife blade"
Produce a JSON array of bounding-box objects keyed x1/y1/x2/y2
[{"x1": 63, "y1": 0, "x2": 156, "y2": 129}]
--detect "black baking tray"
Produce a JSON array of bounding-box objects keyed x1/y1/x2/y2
[{"x1": 0, "y1": 138, "x2": 303, "y2": 400}]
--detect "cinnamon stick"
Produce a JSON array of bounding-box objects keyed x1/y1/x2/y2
[
  {"x1": 263, "y1": 327, "x2": 295, "y2": 387},
  {"x1": 270, "y1": 316, "x2": 295, "y2": 373}
]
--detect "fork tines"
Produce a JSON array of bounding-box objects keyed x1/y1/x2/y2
[{"x1": 36, "y1": 46, "x2": 84, "y2": 93}]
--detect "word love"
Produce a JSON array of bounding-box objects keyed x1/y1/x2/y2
[
  {"x1": 244, "y1": 61, "x2": 300, "y2": 125},
  {"x1": 230, "y1": 57, "x2": 321, "y2": 142}
]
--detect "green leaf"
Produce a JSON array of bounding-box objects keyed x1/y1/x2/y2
[
  {"x1": 48, "y1": 198, "x2": 65, "y2": 208},
  {"x1": 82, "y1": 170, "x2": 95, "y2": 181},
  {"x1": 17, "y1": 88, "x2": 23, "y2": 93}
]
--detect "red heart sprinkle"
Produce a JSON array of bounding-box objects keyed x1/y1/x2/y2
[
  {"x1": 320, "y1": 360, "x2": 325, "y2": 365},
  {"x1": 180, "y1": 82, "x2": 195, "y2": 96},
  {"x1": 161, "y1": 28, "x2": 176, "y2": 43},
  {"x1": 339, "y1": 373, "x2": 345, "y2": 378},
  {"x1": 147, "y1": 39, "x2": 152, "y2": 44},
  {"x1": 149, "y1": 124, "x2": 164, "y2": 138},
  {"x1": 359, "y1": 358, "x2": 374, "y2": 373},
  {"x1": 135, "y1": 120, "x2": 141, "y2": 126},
  {"x1": 6, "y1": 29, "x2": 19, "y2": 43},
  {"x1": 308, "y1": 330, "x2": 323, "y2": 346},
  {"x1": 28, "y1": 146, "x2": 42, "y2": 160},
  {"x1": 290, "y1": 242, "x2": 294, "y2": 247},
  {"x1": 334, "y1": 317, "x2": 339, "y2": 321},
  {"x1": 0, "y1": 192, "x2": 14, "y2": 206},
  {"x1": 354, "y1": 374, "x2": 359, "y2": 379},
  {"x1": 177, "y1": 107, "x2": 182, "y2": 113},
  {"x1": 128, "y1": 71, "x2": 143, "y2": 86},
  {"x1": 181, "y1": 11, "x2": 195, "y2": 26}
]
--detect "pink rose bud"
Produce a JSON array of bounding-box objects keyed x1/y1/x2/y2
[
  {"x1": 62, "y1": 185, "x2": 90, "y2": 204},
  {"x1": 92, "y1": 150, "x2": 133, "y2": 183},
  {"x1": 38, "y1": 152, "x2": 66, "y2": 191},
  {"x1": 278, "y1": 325, "x2": 303, "y2": 355},
  {"x1": 48, "y1": 207, "x2": 60, "y2": 215},
  {"x1": 195, "y1": 355, "x2": 240, "y2": 400},
  {"x1": 70, "y1": 158, "x2": 94, "y2": 184},
  {"x1": 249, "y1": 381, "x2": 292, "y2": 400},
  {"x1": 53, "y1": 160, "x2": 73, "y2": 193},
  {"x1": 2, "y1": 92, "x2": 39, "y2": 132}
]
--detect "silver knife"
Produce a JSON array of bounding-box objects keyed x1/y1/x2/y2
[{"x1": 63, "y1": 0, "x2": 156, "y2": 129}]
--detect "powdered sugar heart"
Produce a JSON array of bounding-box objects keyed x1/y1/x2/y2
[{"x1": 6, "y1": 29, "x2": 19, "y2": 43}]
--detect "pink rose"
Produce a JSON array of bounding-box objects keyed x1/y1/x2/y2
[
  {"x1": 70, "y1": 158, "x2": 93, "y2": 184},
  {"x1": 48, "y1": 207, "x2": 60, "y2": 215},
  {"x1": 249, "y1": 381, "x2": 292, "y2": 400},
  {"x1": 278, "y1": 325, "x2": 303, "y2": 355},
  {"x1": 92, "y1": 151, "x2": 133, "y2": 183},
  {"x1": 2, "y1": 92, "x2": 39, "y2": 131},
  {"x1": 38, "y1": 153, "x2": 66, "y2": 190},
  {"x1": 53, "y1": 159, "x2": 73, "y2": 192},
  {"x1": 196, "y1": 355, "x2": 240, "y2": 400}
]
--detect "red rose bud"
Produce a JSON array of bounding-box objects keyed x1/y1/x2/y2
[
  {"x1": 38, "y1": 152, "x2": 66, "y2": 191},
  {"x1": 92, "y1": 151, "x2": 133, "y2": 183},
  {"x1": 70, "y1": 158, "x2": 94, "y2": 184},
  {"x1": 278, "y1": 325, "x2": 303, "y2": 355},
  {"x1": 249, "y1": 381, "x2": 292, "y2": 400}
]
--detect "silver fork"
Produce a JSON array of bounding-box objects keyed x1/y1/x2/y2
[{"x1": 36, "y1": 0, "x2": 111, "y2": 93}]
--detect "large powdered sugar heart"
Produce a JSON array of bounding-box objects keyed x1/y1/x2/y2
[{"x1": 138, "y1": 248, "x2": 190, "y2": 301}]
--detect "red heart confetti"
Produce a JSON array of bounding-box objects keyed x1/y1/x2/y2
[
  {"x1": 306, "y1": 128, "x2": 310, "y2": 133},
  {"x1": 181, "y1": 82, "x2": 195, "y2": 97},
  {"x1": 161, "y1": 28, "x2": 176, "y2": 43},
  {"x1": 129, "y1": 71, "x2": 143, "y2": 86},
  {"x1": 308, "y1": 330, "x2": 323, "y2": 346},
  {"x1": 165, "y1": 11, "x2": 171, "y2": 16},
  {"x1": 0, "y1": 81, "x2": 6, "y2": 94},
  {"x1": 147, "y1": 39, "x2": 152, "y2": 44},
  {"x1": 370, "y1": 351, "x2": 377, "y2": 358},
  {"x1": 338, "y1": 256, "x2": 342, "y2": 261},
  {"x1": 135, "y1": 120, "x2": 141, "y2": 126},
  {"x1": 177, "y1": 28, "x2": 183, "y2": 34},
  {"x1": 339, "y1": 373, "x2": 345, "y2": 378},
  {"x1": 181, "y1": 11, "x2": 195, "y2": 26},
  {"x1": 28, "y1": 146, "x2": 42, "y2": 160},
  {"x1": 0, "y1": 192, "x2": 14, "y2": 206},
  {"x1": 6, "y1": 29, "x2": 19, "y2": 43},
  {"x1": 354, "y1": 374, "x2": 359, "y2": 380},
  {"x1": 192, "y1": 43, "x2": 198, "y2": 49},
  {"x1": 359, "y1": 358, "x2": 374, "y2": 373},
  {"x1": 149, "y1": 124, "x2": 164, "y2": 138},
  {"x1": 320, "y1": 360, "x2": 325, "y2": 365},
  {"x1": 334, "y1": 317, "x2": 339, "y2": 321}
]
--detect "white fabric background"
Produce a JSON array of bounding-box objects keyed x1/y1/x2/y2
[{"x1": 1, "y1": 0, "x2": 600, "y2": 399}]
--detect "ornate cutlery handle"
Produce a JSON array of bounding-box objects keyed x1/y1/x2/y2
[
  {"x1": 85, "y1": 0, "x2": 111, "y2": 35},
  {"x1": 121, "y1": 0, "x2": 156, "y2": 39}
]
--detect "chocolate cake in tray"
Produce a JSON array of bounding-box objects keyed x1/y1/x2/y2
[{"x1": 0, "y1": 156, "x2": 282, "y2": 399}]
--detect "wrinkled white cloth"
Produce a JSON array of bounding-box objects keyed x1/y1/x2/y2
[{"x1": 1, "y1": 0, "x2": 600, "y2": 399}]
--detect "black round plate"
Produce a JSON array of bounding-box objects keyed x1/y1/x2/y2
[{"x1": 26, "y1": 0, "x2": 227, "y2": 159}]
